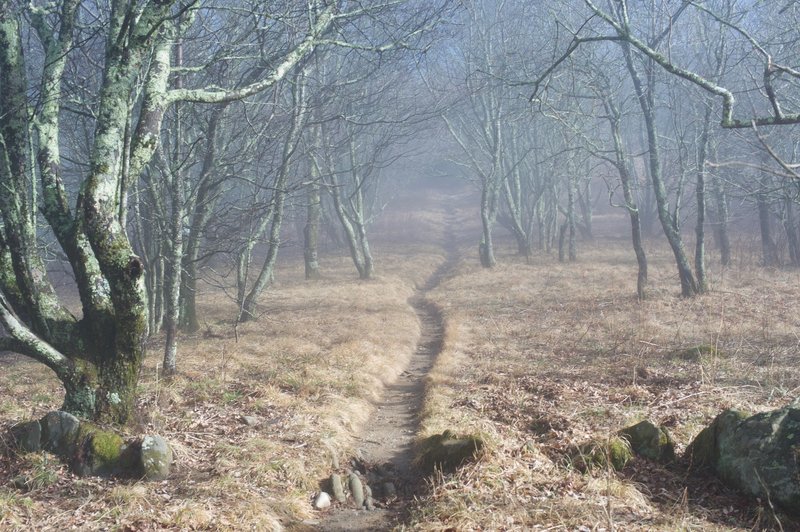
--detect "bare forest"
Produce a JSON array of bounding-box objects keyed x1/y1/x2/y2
[{"x1": 2, "y1": 0, "x2": 800, "y2": 530}]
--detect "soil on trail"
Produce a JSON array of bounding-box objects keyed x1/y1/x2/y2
[{"x1": 312, "y1": 206, "x2": 459, "y2": 531}]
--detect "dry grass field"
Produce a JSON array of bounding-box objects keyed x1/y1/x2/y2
[
  {"x1": 2, "y1": 179, "x2": 800, "y2": 531},
  {"x1": 409, "y1": 219, "x2": 800, "y2": 530}
]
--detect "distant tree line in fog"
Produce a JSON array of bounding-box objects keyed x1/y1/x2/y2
[{"x1": 1, "y1": 0, "x2": 799, "y2": 424}]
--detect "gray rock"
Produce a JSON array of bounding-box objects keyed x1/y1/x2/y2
[
  {"x1": 139, "y1": 435, "x2": 173, "y2": 480},
  {"x1": 10, "y1": 475, "x2": 29, "y2": 491},
  {"x1": 686, "y1": 407, "x2": 800, "y2": 514},
  {"x1": 619, "y1": 420, "x2": 675, "y2": 463},
  {"x1": 40, "y1": 411, "x2": 80, "y2": 455},
  {"x1": 10, "y1": 421, "x2": 41, "y2": 453},
  {"x1": 313, "y1": 491, "x2": 331, "y2": 509},
  {"x1": 348, "y1": 472, "x2": 365, "y2": 508},
  {"x1": 330, "y1": 473, "x2": 346, "y2": 502},
  {"x1": 324, "y1": 442, "x2": 339, "y2": 469},
  {"x1": 241, "y1": 415, "x2": 259, "y2": 427},
  {"x1": 383, "y1": 481, "x2": 397, "y2": 498}
]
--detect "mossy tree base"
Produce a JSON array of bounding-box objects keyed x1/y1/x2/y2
[{"x1": 6, "y1": 411, "x2": 172, "y2": 480}]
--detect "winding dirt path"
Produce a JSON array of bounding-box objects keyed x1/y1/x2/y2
[{"x1": 314, "y1": 208, "x2": 458, "y2": 531}]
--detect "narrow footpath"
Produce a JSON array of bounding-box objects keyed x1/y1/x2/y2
[{"x1": 314, "y1": 206, "x2": 459, "y2": 531}]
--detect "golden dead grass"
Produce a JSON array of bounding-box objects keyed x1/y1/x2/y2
[
  {"x1": 0, "y1": 186, "x2": 452, "y2": 531},
  {"x1": 409, "y1": 229, "x2": 800, "y2": 531},
  {"x1": 2, "y1": 180, "x2": 799, "y2": 531}
]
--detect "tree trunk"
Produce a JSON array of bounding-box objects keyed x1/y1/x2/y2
[
  {"x1": 479, "y1": 183, "x2": 497, "y2": 267},
  {"x1": 710, "y1": 171, "x2": 732, "y2": 267},
  {"x1": 604, "y1": 97, "x2": 648, "y2": 299},
  {"x1": 304, "y1": 180, "x2": 322, "y2": 279},
  {"x1": 577, "y1": 179, "x2": 594, "y2": 240},
  {"x1": 758, "y1": 192, "x2": 779, "y2": 267},
  {"x1": 558, "y1": 221, "x2": 567, "y2": 263},
  {"x1": 567, "y1": 174, "x2": 577, "y2": 262},
  {"x1": 784, "y1": 198, "x2": 800, "y2": 267},
  {"x1": 622, "y1": 43, "x2": 698, "y2": 296},
  {"x1": 694, "y1": 105, "x2": 712, "y2": 293}
]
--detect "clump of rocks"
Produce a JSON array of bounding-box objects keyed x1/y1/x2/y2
[
  {"x1": 571, "y1": 419, "x2": 675, "y2": 472},
  {"x1": 313, "y1": 460, "x2": 400, "y2": 512},
  {"x1": 572, "y1": 405, "x2": 800, "y2": 516},
  {"x1": 6, "y1": 410, "x2": 172, "y2": 481}
]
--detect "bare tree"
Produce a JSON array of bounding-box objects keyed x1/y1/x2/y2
[{"x1": 0, "y1": 0, "x2": 448, "y2": 422}]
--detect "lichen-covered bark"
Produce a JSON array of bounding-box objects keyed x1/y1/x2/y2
[
  {"x1": 78, "y1": 0, "x2": 176, "y2": 422},
  {"x1": 1, "y1": 0, "x2": 347, "y2": 424},
  {"x1": 0, "y1": 2, "x2": 79, "y2": 348}
]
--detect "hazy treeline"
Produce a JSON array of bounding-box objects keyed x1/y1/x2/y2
[{"x1": 1, "y1": 0, "x2": 799, "y2": 423}]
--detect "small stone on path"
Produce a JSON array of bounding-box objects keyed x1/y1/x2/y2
[
  {"x1": 349, "y1": 473, "x2": 365, "y2": 508},
  {"x1": 314, "y1": 491, "x2": 332, "y2": 509},
  {"x1": 330, "y1": 473, "x2": 346, "y2": 502}
]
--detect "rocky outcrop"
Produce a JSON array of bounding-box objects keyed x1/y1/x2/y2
[
  {"x1": 686, "y1": 407, "x2": 800, "y2": 514},
  {"x1": 9, "y1": 420, "x2": 42, "y2": 453},
  {"x1": 140, "y1": 435, "x2": 173, "y2": 480},
  {"x1": 40, "y1": 411, "x2": 80, "y2": 455}
]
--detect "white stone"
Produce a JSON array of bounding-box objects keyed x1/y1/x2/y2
[{"x1": 313, "y1": 491, "x2": 331, "y2": 510}]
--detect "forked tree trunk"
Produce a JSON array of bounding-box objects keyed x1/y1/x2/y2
[
  {"x1": 238, "y1": 71, "x2": 307, "y2": 321},
  {"x1": 622, "y1": 43, "x2": 698, "y2": 297}
]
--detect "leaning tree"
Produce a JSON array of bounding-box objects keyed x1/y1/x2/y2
[{"x1": 0, "y1": 0, "x2": 447, "y2": 424}]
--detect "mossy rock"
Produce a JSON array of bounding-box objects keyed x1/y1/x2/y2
[
  {"x1": 139, "y1": 435, "x2": 172, "y2": 480},
  {"x1": 69, "y1": 423, "x2": 125, "y2": 477},
  {"x1": 39, "y1": 411, "x2": 80, "y2": 456},
  {"x1": 573, "y1": 436, "x2": 633, "y2": 472},
  {"x1": 417, "y1": 430, "x2": 484, "y2": 474},
  {"x1": 673, "y1": 344, "x2": 722, "y2": 362},
  {"x1": 9, "y1": 421, "x2": 42, "y2": 453},
  {"x1": 685, "y1": 407, "x2": 800, "y2": 515},
  {"x1": 685, "y1": 409, "x2": 749, "y2": 470},
  {"x1": 619, "y1": 420, "x2": 675, "y2": 463}
]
